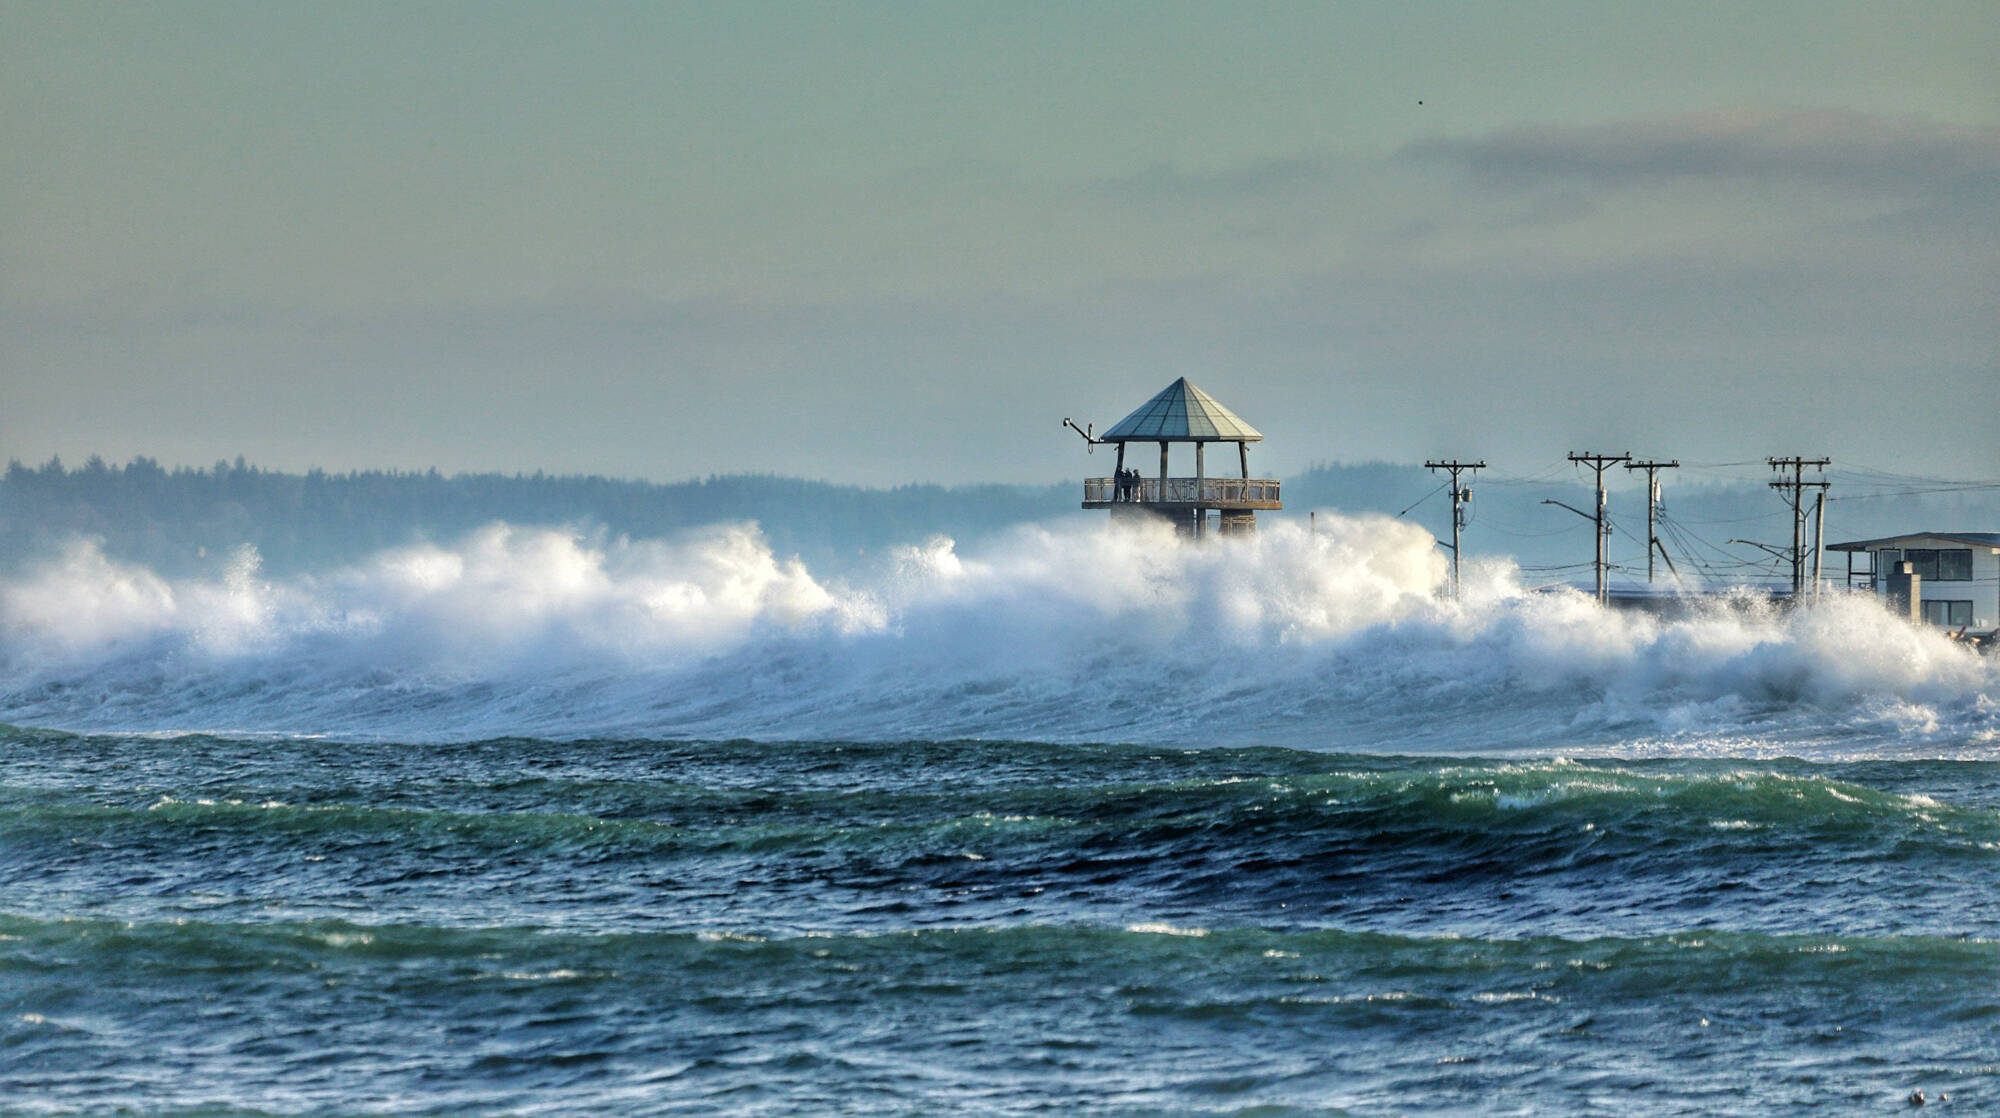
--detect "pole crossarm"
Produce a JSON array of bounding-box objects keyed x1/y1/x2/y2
[{"x1": 1425, "y1": 459, "x2": 1486, "y2": 600}]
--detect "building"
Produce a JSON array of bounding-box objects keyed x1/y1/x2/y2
[
  {"x1": 1827, "y1": 532, "x2": 2000, "y2": 633},
  {"x1": 1072, "y1": 378, "x2": 1281, "y2": 536}
]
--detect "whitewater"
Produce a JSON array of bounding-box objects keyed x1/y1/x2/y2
[
  {"x1": 7, "y1": 514, "x2": 2000, "y2": 1115},
  {"x1": 1, "y1": 513, "x2": 1992, "y2": 751}
]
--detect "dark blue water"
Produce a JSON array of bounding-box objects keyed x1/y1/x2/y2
[{"x1": 5, "y1": 729, "x2": 1998, "y2": 1114}]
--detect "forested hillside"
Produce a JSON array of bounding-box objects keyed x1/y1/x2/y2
[{"x1": 0, "y1": 456, "x2": 1064, "y2": 577}]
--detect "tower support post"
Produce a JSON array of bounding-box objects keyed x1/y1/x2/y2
[{"x1": 1195, "y1": 442, "x2": 1206, "y2": 539}]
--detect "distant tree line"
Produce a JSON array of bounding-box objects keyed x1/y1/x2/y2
[{"x1": 0, "y1": 456, "x2": 1066, "y2": 577}]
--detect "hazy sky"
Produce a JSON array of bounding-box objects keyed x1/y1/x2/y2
[{"x1": 5, "y1": 2, "x2": 1996, "y2": 485}]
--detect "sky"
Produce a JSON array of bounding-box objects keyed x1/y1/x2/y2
[{"x1": 4, "y1": 1, "x2": 1996, "y2": 486}]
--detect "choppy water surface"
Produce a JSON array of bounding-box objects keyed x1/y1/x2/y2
[{"x1": 5, "y1": 731, "x2": 1998, "y2": 1115}]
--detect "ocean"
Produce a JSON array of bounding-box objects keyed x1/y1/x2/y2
[{"x1": 3, "y1": 515, "x2": 1997, "y2": 1114}]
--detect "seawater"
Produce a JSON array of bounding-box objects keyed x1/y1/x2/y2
[{"x1": 3, "y1": 516, "x2": 1998, "y2": 1114}]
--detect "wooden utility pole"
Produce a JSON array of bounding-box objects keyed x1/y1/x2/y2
[
  {"x1": 1624, "y1": 459, "x2": 1679, "y2": 584},
  {"x1": 1812, "y1": 487, "x2": 1827, "y2": 597},
  {"x1": 1424, "y1": 459, "x2": 1485, "y2": 599},
  {"x1": 1569, "y1": 452, "x2": 1631, "y2": 604},
  {"x1": 1767, "y1": 457, "x2": 1830, "y2": 597}
]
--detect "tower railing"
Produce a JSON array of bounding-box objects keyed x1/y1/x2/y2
[{"x1": 1083, "y1": 476, "x2": 1281, "y2": 506}]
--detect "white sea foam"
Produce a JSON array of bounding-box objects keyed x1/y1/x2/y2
[{"x1": 0, "y1": 515, "x2": 1993, "y2": 753}]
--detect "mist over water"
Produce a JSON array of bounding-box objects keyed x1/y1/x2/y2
[{"x1": 1, "y1": 514, "x2": 1991, "y2": 752}]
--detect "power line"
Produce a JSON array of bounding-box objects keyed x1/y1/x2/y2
[
  {"x1": 1394, "y1": 480, "x2": 1450, "y2": 518},
  {"x1": 1656, "y1": 509, "x2": 1769, "y2": 589},
  {"x1": 1832, "y1": 482, "x2": 2000, "y2": 501},
  {"x1": 1670, "y1": 510, "x2": 1789, "y2": 525}
]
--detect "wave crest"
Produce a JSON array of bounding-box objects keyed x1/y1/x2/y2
[{"x1": 0, "y1": 516, "x2": 1992, "y2": 750}]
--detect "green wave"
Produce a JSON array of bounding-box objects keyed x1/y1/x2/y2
[
  {"x1": 5, "y1": 911, "x2": 1993, "y2": 983},
  {"x1": 3, "y1": 758, "x2": 1994, "y2": 858}
]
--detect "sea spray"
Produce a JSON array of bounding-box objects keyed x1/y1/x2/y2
[{"x1": 0, "y1": 515, "x2": 1991, "y2": 749}]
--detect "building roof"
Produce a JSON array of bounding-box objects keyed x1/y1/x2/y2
[
  {"x1": 1100, "y1": 378, "x2": 1263, "y2": 443},
  {"x1": 1826, "y1": 531, "x2": 2000, "y2": 552}
]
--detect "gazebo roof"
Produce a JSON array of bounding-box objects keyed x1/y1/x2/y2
[{"x1": 1100, "y1": 378, "x2": 1263, "y2": 443}]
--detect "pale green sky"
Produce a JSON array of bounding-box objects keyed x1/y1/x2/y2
[{"x1": 4, "y1": 1, "x2": 1996, "y2": 483}]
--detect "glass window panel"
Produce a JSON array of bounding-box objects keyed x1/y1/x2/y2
[
  {"x1": 1921, "y1": 601, "x2": 1974, "y2": 627},
  {"x1": 1938, "y1": 550, "x2": 1973, "y2": 581},
  {"x1": 1908, "y1": 549, "x2": 1940, "y2": 581}
]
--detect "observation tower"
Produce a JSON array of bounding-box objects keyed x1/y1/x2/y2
[{"x1": 1065, "y1": 378, "x2": 1281, "y2": 537}]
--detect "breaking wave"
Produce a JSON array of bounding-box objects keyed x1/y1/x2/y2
[{"x1": 0, "y1": 516, "x2": 1993, "y2": 752}]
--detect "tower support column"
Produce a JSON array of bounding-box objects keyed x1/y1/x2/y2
[{"x1": 1194, "y1": 443, "x2": 1205, "y2": 538}]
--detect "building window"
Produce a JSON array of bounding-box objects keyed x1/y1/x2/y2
[
  {"x1": 1874, "y1": 549, "x2": 1901, "y2": 587},
  {"x1": 1939, "y1": 549, "x2": 1973, "y2": 580},
  {"x1": 1921, "y1": 600, "x2": 1973, "y2": 628},
  {"x1": 1904, "y1": 548, "x2": 1974, "y2": 581}
]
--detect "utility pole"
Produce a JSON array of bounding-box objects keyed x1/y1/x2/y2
[
  {"x1": 1811, "y1": 487, "x2": 1827, "y2": 597},
  {"x1": 1568, "y1": 452, "x2": 1631, "y2": 604},
  {"x1": 1424, "y1": 459, "x2": 1485, "y2": 599},
  {"x1": 1767, "y1": 457, "x2": 1830, "y2": 598},
  {"x1": 1623, "y1": 459, "x2": 1679, "y2": 584}
]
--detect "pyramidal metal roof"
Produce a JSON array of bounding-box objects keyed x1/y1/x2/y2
[{"x1": 1100, "y1": 378, "x2": 1263, "y2": 442}]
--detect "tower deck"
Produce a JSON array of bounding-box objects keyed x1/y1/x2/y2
[{"x1": 1081, "y1": 476, "x2": 1281, "y2": 510}]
